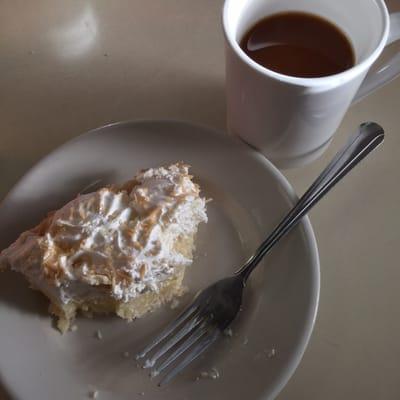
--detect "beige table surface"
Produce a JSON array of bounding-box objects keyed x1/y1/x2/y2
[{"x1": 1, "y1": 1, "x2": 399, "y2": 399}]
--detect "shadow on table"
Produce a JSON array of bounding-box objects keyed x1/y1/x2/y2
[
  {"x1": 0, "y1": 156, "x2": 37, "y2": 202},
  {"x1": 0, "y1": 381, "x2": 13, "y2": 400}
]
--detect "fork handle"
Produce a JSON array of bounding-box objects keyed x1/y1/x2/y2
[{"x1": 237, "y1": 122, "x2": 384, "y2": 282}]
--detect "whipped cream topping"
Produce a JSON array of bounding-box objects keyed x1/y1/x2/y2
[{"x1": 0, "y1": 164, "x2": 207, "y2": 303}]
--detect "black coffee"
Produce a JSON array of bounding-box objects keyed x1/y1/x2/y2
[{"x1": 240, "y1": 12, "x2": 355, "y2": 78}]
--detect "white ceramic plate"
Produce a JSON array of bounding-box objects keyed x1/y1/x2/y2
[{"x1": 0, "y1": 120, "x2": 319, "y2": 400}]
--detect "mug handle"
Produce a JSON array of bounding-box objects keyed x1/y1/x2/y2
[{"x1": 352, "y1": 12, "x2": 400, "y2": 104}]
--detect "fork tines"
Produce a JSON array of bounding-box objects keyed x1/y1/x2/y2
[{"x1": 136, "y1": 305, "x2": 221, "y2": 385}]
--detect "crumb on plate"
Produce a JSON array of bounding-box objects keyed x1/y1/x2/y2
[
  {"x1": 170, "y1": 298, "x2": 180, "y2": 309},
  {"x1": 88, "y1": 389, "x2": 98, "y2": 399},
  {"x1": 267, "y1": 348, "x2": 276, "y2": 358},
  {"x1": 198, "y1": 367, "x2": 220, "y2": 380},
  {"x1": 223, "y1": 328, "x2": 233, "y2": 337}
]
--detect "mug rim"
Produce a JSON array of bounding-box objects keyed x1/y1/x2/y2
[{"x1": 222, "y1": 0, "x2": 390, "y2": 87}]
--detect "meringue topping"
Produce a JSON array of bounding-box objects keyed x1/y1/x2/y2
[{"x1": 0, "y1": 163, "x2": 207, "y2": 304}]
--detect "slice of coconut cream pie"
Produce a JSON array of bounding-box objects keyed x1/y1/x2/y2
[{"x1": 0, "y1": 163, "x2": 207, "y2": 333}]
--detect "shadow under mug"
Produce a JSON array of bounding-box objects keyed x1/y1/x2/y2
[{"x1": 223, "y1": 0, "x2": 400, "y2": 168}]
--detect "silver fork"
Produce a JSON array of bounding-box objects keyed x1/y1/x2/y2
[{"x1": 136, "y1": 122, "x2": 384, "y2": 385}]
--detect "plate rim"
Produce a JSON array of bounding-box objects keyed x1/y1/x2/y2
[{"x1": 0, "y1": 119, "x2": 320, "y2": 400}]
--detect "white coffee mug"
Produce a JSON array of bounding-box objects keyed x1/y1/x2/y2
[{"x1": 223, "y1": 0, "x2": 400, "y2": 168}]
